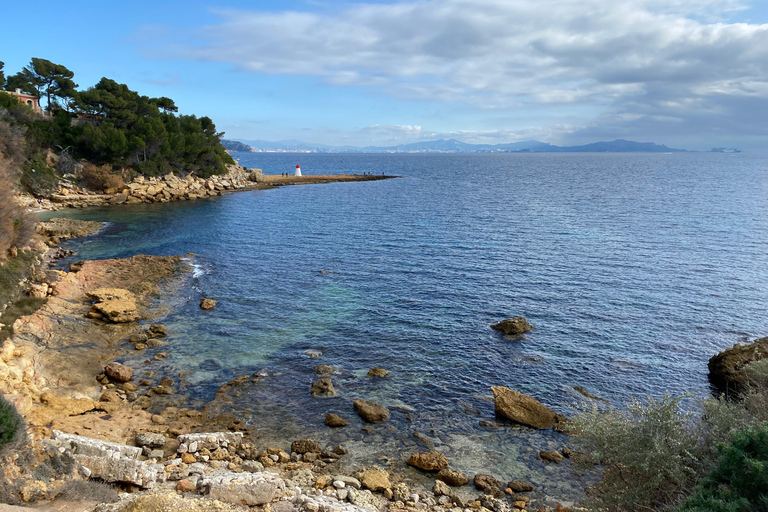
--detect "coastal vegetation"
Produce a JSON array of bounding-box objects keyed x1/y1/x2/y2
[
  {"x1": 571, "y1": 357, "x2": 768, "y2": 511},
  {"x1": 0, "y1": 57, "x2": 234, "y2": 196}
]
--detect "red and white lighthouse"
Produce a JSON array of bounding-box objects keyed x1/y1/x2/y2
[{"x1": 294, "y1": 164, "x2": 302, "y2": 177}]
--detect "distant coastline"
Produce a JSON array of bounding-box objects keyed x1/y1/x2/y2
[{"x1": 223, "y1": 138, "x2": 690, "y2": 154}]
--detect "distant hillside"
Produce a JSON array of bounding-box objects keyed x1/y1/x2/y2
[
  {"x1": 230, "y1": 138, "x2": 687, "y2": 154},
  {"x1": 221, "y1": 139, "x2": 254, "y2": 152}
]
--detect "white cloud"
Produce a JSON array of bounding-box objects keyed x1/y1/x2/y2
[{"x1": 141, "y1": 0, "x2": 768, "y2": 146}]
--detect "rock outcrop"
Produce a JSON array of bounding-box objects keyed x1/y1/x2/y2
[
  {"x1": 491, "y1": 386, "x2": 564, "y2": 429},
  {"x1": 353, "y1": 399, "x2": 390, "y2": 422},
  {"x1": 406, "y1": 450, "x2": 449, "y2": 471},
  {"x1": 490, "y1": 317, "x2": 532, "y2": 335},
  {"x1": 708, "y1": 336, "x2": 768, "y2": 396}
]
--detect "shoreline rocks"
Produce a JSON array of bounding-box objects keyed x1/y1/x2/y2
[
  {"x1": 353, "y1": 399, "x2": 390, "y2": 422},
  {"x1": 491, "y1": 386, "x2": 565, "y2": 429},
  {"x1": 406, "y1": 450, "x2": 449, "y2": 471},
  {"x1": 708, "y1": 336, "x2": 768, "y2": 396}
]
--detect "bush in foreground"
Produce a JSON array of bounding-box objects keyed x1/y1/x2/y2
[
  {"x1": 0, "y1": 394, "x2": 25, "y2": 455},
  {"x1": 678, "y1": 425, "x2": 768, "y2": 512}
]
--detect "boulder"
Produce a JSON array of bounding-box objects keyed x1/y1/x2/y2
[
  {"x1": 310, "y1": 378, "x2": 338, "y2": 397},
  {"x1": 406, "y1": 450, "x2": 449, "y2": 471},
  {"x1": 105, "y1": 362, "x2": 133, "y2": 383},
  {"x1": 86, "y1": 287, "x2": 134, "y2": 302},
  {"x1": 368, "y1": 367, "x2": 389, "y2": 378},
  {"x1": 325, "y1": 414, "x2": 348, "y2": 427},
  {"x1": 708, "y1": 336, "x2": 768, "y2": 396},
  {"x1": 200, "y1": 298, "x2": 217, "y2": 310},
  {"x1": 539, "y1": 450, "x2": 564, "y2": 463},
  {"x1": 149, "y1": 324, "x2": 168, "y2": 337},
  {"x1": 198, "y1": 470, "x2": 286, "y2": 506},
  {"x1": 507, "y1": 480, "x2": 534, "y2": 492},
  {"x1": 91, "y1": 297, "x2": 140, "y2": 323},
  {"x1": 291, "y1": 439, "x2": 321, "y2": 454},
  {"x1": 491, "y1": 317, "x2": 532, "y2": 335},
  {"x1": 437, "y1": 468, "x2": 470, "y2": 486},
  {"x1": 136, "y1": 432, "x2": 166, "y2": 448},
  {"x1": 353, "y1": 399, "x2": 390, "y2": 422},
  {"x1": 433, "y1": 479, "x2": 452, "y2": 496},
  {"x1": 361, "y1": 468, "x2": 391, "y2": 492},
  {"x1": 473, "y1": 473, "x2": 504, "y2": 497},
  {"x1": 491, "y1": 386, "x2": 562, "y2": 429}
]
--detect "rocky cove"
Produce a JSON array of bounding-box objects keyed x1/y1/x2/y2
[{"x1": 0, "y1": 212, "x2": 585, "y2": 511}]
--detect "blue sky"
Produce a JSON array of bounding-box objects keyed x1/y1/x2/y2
[{"x1": 2, "y1": 0, "x2": 768, "y2": 149}]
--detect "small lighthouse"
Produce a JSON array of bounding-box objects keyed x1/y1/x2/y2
[{"x1": 294, "y1": 164, "x2": 302, "y2": 177}]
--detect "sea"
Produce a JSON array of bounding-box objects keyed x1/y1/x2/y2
[{"x1": 47, "y1": 152, "x2": 768, "y2": 505}]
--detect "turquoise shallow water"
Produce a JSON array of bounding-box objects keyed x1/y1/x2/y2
[{"x1": 49, "y1": 152, "x2": 768, "y2": 504}]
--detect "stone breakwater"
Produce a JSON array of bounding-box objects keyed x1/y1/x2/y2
[{"x1": 50, "y1": 165, "x2": 258, "y2": 208}]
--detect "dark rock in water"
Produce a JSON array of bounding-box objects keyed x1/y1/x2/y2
[
  {"x1": 315, "y1": 364, "x2": 337, "y2": 376},
  {"x1": 310, "y1": 378, "x2": 337, "y2": 397},
  {"x1": 149, "y1": 324, "x2": 167, "y2": 337},
  {"x1": 507, "y1": 480, "x2": 534, "y2": 492},
  {"x1": 406, "y1": 450, "x2": 448, "y2": 471},
  {"x1": 159, "y1": 376, "x2": 175, "y2": 387},
  {"x1": 368, "y1": 367, "x2": 389, "y2": 378},
  {"x1": 491, "y1": 386, "x2": 565, "y2": 429},
  {"x1": 291, "y1": 439, "x2": 321, "y2": 454},
  {"x1": 130, "y1": 333, "x2": 149, "y2": 343},
  {"x1": 325, "y1": 414, "x2": 348, "y2": 427},
  {"x1": 709, "y1": 336, "x2": 768, "y2": 397},
  {"x1": 539, "y1": 450, "x2": 564, "y2": 463},
  {"x1": 473, "y1": 473, "x2": 504, "y2": 497},
  {"x1": 491, "y1": 317, "x2": 532, "y2": 335},
  {"x1": 573, "y1": 386, "x2": 606, "y2": 401},
  {"x1": 200, "y1": 298, "x2": 217, "y2": 310},
  {"x1": 105, "y1": 362, "x2": 133, "y2": 383},
  {"x1": 437, "y1": 468, "x2": 470, "y2": 486},
  {"x1": 353, "y1": 399, "x2": 390, "y2": 422}
]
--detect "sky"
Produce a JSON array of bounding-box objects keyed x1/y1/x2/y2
[{"x1": 2, "y1": 0, "x2": 768, "y2": 150}]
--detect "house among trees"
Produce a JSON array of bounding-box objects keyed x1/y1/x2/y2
[{"x1": 3, "y1": 88, "x2": 43, "y2": 113}]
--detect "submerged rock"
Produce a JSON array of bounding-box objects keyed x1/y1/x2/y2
[
  {"x1": 200, "y1": 298, "x2": 217, "y2": 310},
  {"x1": 491, "y1": 386, "x2": 563, "y2": 429},
  {"x1": 353, "y1": 399, "x2": 390, "y2": 422},
  {"x1": 325, "y1": 413, "x2": 348, "y2": 427},
  {"x1": 406, "y1": 450, "x2": 449, "y2": 471},
  {"x1": 310, "y1": 378, "x2": 338, "y2": 397},
  {"x1": 507, "y1": 480, "x2": 534, "y2": 492},
  {"x1": 473, "y1": 473, "x2": 504, "y2": 497},
  {"x1": 367, "y1": 367, "x2": 389, "y2": 378},
  {"x1": 491, "y1": 317, "x2": 532, "y2": 335},
  {"x1": 539, "y1": 450, "x2": 564, "y2": 463},
  {"x1": 708, "y1": 336, "x2": 768, "y2": 397}
]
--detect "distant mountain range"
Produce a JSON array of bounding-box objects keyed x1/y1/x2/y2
[{"x1": 222, "y1": 138, "x2": 689, "y2": 154}]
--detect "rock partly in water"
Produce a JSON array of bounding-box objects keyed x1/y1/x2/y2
[
  {"x1": 104, "y1": 362, "x2": 133, "y2": 383},
  {"x1": 436, "y1": 468, "x2": 470, "y2": 486},
  {"x1": 367, "y1": 367, "x2": 389, "y2": 378},
  {"x1": 200, "y1": 298, "x2": 217, "y2": 310},
  {"x1": 353, "y1": 399, "x2": 390, "y2": 423},
  {"x1": 708, "y1": 336, "x2": 768, "y2": 396},
  {"x1": 491, "y1": 386, "x2": 564, "y2": 429},
  {"x1": 310, "y1": 379, "x2": 338, "y2": 397},
  {"x1": 406, "y1": 450, "x2": 449, "y2": 471},
  {"x1": 507, "y1": 480, "x2": 534, "y2": 492},
  {"x1": 291, "y1": 439, "x2": 321, "y2": 454},
  {"x1": 490, "y1": 317, "x2": 532, "y2": 335},
  {"x1": 539, "y1": 450, "x2": 564, "y2": 463},
  {"x1": 325, "y1": 413, "x2": 348, "y2": 427},
  {"x1": 473, "y1": 473, "x2": 504, "y2": 497}
]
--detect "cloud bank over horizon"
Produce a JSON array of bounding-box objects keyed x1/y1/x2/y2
[{"x1": 139, "y1": 0, "x2": 768, "y2": 149}]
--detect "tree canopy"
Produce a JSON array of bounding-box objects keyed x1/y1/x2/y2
[{"x1": 1, "y1": 58, "x2": 233, "y2": 179}]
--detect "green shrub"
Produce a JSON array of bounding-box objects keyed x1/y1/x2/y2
[
  {"x1": 571, "y1": 394, "x2": 702, "y2": 511},
  {"x1": 678, "y1": 425, "x2": 768, "y2": 512},
  {"x1": 0, "y1": 394, "x2": 25, "y2": 455}
]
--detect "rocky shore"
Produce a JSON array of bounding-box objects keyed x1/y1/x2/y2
[
  {"x1": 0, "y1": 222, "x2": 576, "y2": 512},
  {"x1": 40, "y1": 166, "x2": 395, "y2": 210}
]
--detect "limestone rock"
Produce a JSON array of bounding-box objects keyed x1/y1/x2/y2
[
  {"x1": 507, "y1": 480, "x2": 534, "y2": 492},
  {"x1": 136, "y1": 432, "x2": 166, "y2": 448},
  {"x1": 490, "y1": 317, "x2": 532, "y2": 335},
  {"x1": 433, "y1": 479, "x2": 452, "y2": 496},
  {"x1": 86, "y1": 287, "x2": 134, "y2": 302},
  {"x1": 177, "y1": 432, "x2": 243, "y2": 453},
  {"x1": 539, "y1": 450, "x2": 564, "y2": 463},
  {"x1": 198, "y1": 469, "x2": 286, "y2": 506},
  {"x1": 361, "y1": 468, "x2": 391, "y2": 492},
  {"x1": 310, "y1": 378, "x2": 337, "y2": 397},
  {"x1": 491, "y1": 386, "x2": 561, "y2": 429},
  {"x1": 473, "y1": 473, "x2": 504, "y2": 497},
  {"x1": 406, "y1": 450, "x2": 449, "y2": 471},
  {"x1": 353, "y1": 399, "x2": 390, "y2": 422},
  {"x1": 367, "y1": 367, "x2": 389, "y2": 378},
  {"x1": 291, "y1": 439, "x2": 321, "y2": 454},
  {"x1": 437, "y1": 468, "x2": 470, "y2": 486},
  {"x1": 105, "y1": 362, "x2": 133, "y2": 383},
  {"x1": 325, "y1": 413, "x2": 348, "y2": 427},
  {"x1": 200, "y1": 298, "x2": 217, "y2": 310},
  {"x1": 149, "y1": 324, "x2": 168, "y2": 337},
  {"x1": 708, "y1": 336, "x2": 768, "y2": 396}
]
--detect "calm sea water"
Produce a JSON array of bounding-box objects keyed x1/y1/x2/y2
[{"x1": 50, "y1": 152, "x2": 768, "y2": 504}]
